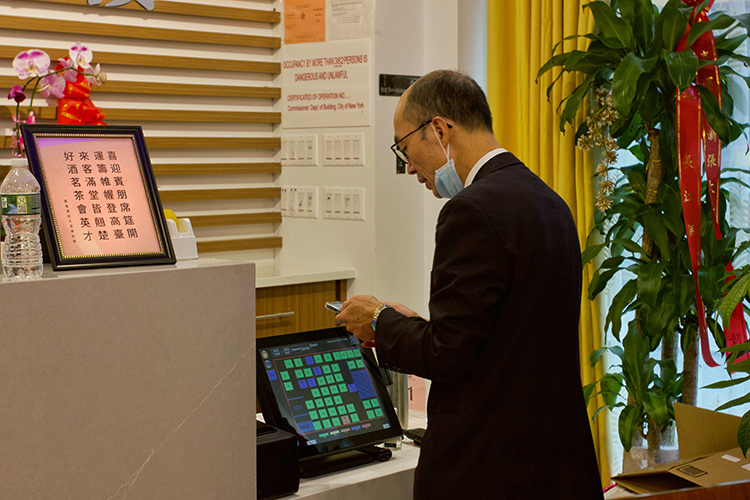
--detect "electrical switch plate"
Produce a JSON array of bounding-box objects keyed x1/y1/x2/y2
[
  {"x1": 322, "y1": 134, "x2": 365, "y2": 166},
  {"x1": 323, "y1": 187, "x2": 364, "y2": 220},
  {"x1": 280, "y1": 186, "x2": 318, "y2": 218},
  {"x1": 298, "y1": 186, "x2": 318, "y2": 219},
  {"x1": 281, "y1": 135, "x2": 318, "y2": 166},
  {"x1": 280, "y1": 186, "x2": 293, "y2": 217}
]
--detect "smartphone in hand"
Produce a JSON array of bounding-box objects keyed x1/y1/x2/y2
[{"x1": 325, "y1": 301, "x2": 343, "y2": 313}]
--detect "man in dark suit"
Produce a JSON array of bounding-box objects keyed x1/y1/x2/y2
[{"x1": 336, "y1": 70, "x2": 603, "y2": 499}]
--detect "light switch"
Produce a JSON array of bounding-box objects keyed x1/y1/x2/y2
[
  {"x1": 281, "y1": 134, "x2": 318, "y2": 166},
  {"x1": 323, "y1": 134, "x2": 365, "y2": 166},
  {"x1": 334, "y1": 193, "x2": 343, "y2": 213},
  {"x1": 322, "y1": 188, "x2": 364, "y2": 220}
]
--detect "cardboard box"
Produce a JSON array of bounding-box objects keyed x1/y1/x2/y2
[{"x1": 613, "y1": 403, "x2": 750, "y2": 494}]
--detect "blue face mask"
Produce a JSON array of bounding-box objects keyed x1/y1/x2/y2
[{"x1": 432, "y1": 124, "x2": 463, "y2": 199}]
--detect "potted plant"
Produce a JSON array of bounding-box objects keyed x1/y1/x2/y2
[{"x1": 538, "y1": 0, "x2": 750, "y2": 462}]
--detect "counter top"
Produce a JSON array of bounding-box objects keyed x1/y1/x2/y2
[
  {"x1": 253, "y1": 262, "x2": 356, "y2": 288},
  {"x1": 5, "y1": 259, "x2": 355, "y2": 290}
]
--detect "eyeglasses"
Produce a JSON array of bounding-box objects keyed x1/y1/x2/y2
[{"x1": 390, "y1": 119, "x2": 432, "y2": 163}]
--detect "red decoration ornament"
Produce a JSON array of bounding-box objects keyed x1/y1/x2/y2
[
  {"x1": 55, "y1": 59, "x2": 107, "y2": 126},
  {"x1": 677, "y1": 0, "x2": 747, "y2": 366}
]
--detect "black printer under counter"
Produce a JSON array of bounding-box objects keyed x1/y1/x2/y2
[{"x1": 257, "y1": 421, "x2": 300, "y2": 500}]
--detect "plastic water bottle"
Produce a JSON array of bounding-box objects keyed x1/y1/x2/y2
[{"x1": 1, "y1": 158, "x2": 43, "y2": 280}]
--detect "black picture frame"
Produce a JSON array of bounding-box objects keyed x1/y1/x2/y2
[{"x1": 20, "y1": 124, "x2": 175, "y2": 271}]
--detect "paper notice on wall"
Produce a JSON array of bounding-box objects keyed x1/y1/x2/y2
[
  {"x1": 328, "y1": 0, "x2": 374, "y2": 40},
  {"x1": 282, "y1": 39, "x2": 372, "y2": 129},
  {"x1": 285, "y1": 0, "x2": 326, "y2": 44}
]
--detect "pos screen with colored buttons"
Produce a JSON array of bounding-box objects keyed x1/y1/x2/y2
[{"x1": 256, "y1": 327, "x2": 402, "y2": 458}]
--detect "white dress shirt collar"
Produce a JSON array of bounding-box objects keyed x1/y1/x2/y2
[{"x1": 464, "y1": 148, "x2": 507, "y2": 187}]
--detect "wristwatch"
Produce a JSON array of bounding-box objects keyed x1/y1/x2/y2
[{"x1": 371, "y1": 304, "x2": 392, "y2": 331}]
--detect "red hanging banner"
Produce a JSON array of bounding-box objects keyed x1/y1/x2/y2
[{"x1": 676, "y1": 0, "x2": 747, "y2": 366}]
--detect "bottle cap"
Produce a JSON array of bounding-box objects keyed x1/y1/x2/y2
[{"x1": 10, "y1": 157, "x2": 28, "y2": 168}]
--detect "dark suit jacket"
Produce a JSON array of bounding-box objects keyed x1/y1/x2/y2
[{"x1": 375, "y1": 153, "x2": 604, "y2": 499}]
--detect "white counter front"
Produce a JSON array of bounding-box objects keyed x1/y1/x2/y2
[{"x1": 0, "y1": 261, "x2": 257, "y2": 500}]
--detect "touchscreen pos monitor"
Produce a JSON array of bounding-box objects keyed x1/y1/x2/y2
[{"x1": 256, "y1": 327, "x2": 403, "y2": 476}]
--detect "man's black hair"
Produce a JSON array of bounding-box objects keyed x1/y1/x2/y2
[{"x1": 402, "y1": 70, "x2": 494, "y2": 133}]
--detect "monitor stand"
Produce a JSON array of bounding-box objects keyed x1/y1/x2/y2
[{"x1": 299, "y1": 450, "x2": 374, "y2": 478}]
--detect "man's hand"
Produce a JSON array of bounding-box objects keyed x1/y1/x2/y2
[
  {"x1": 336, "y1": 296, "x2": 422, "y2": 348},
  {"x1": 336, "y1": 295, "x2": 381, "y2": 344}
]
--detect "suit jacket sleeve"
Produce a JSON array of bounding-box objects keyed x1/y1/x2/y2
[{"x1": 374, "y1": 194, "x2": 510, "y2": 382}]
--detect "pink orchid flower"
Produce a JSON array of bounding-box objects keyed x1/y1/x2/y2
[
  {"x1": 8, "y1": 84, "x2": 26, "y2": 103},
  {"x1": 69, "y1": 42, "x2": 93, "y2": 69},
  {"x1": 13, "y1": 49, "x2": 51, "y2": 79},
  {"x1": 85, "y1": 63, "x2": 106, "y2": 85},
  {"x1": 37, "y1": 73, "x2": 66, "y2": 100},
  {"x1": 57, "y1": 57, "x2": 79, "y2": 82}
]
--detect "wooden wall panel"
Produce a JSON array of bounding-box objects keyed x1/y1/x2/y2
[{"x1": 1, "y1": 0, "x2": 282, "y2": 255}]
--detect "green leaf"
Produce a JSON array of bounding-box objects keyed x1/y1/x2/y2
[
  {"x1": 590, "y1": 347, "x2": 609, "y2": 367},
  {"x1": 586, "y1": 1, "x2": 636, "y2": 51},
  {"x1": 696, "y1": 84, "x2": 731, "y2": 144},
  {"x1": 659, "y1": 111, "x2": 677, "y2": 173},
  {"x1": 716, "y1": 392, "x2": 750, "y2": 412},
  {"x1": 607, "y1": 279, "x2": 638, "y2": 340},
  {"x1": 659, "y1": 4, "x2": 689, "y2": 51},
  {"x1": 733, "y1": 13, "x2": 750, "y2": 36},
  {"x1": 583, "y1": 381, "x2": 597, "y2": 406},
  {"x1": 560, "y1": 74, "x2": 595, "y2": 132},
  {"x1": 592, "y1": 403, "x2": 624, "y2": 422},
  {"x1": 724, "y1": 355, "x2": 750, "y2": 374},
  {"x1": 612, "y1": 53, "x2": 658, "y2": 117},
  {"x1": 643, "y1": 392, "x2": 671, "y2": 427},
  {"x1": 686, "y1": 14, "x2": 737, "y2": 50},
  {"x1": 617, "y1": 0, "x2": 635, "y2": 26},
  {"x1": 663, "y1": 48, "x2": 699, "y2": 93},
  {"x1": 601, "y1": 373, "x2": 626, "y2": 407},
  {"x1": 619, "y1": 405, "x2": 641, "y2": 451},
  {"x1": 643, "y1": 209, "x2": 672, "y2": 259},
  {"x1": 589, "y1": 266, "x2": 621, "y2": 299},
  {"x1": 720, "y1": 273, "x2": 750, "y2": 328},
  {"x1": 739, "y1": 411, "x2": 750, "y2": 457},
  {"x1": 661, "y1": 183, "x2": 684, "y2": 237},
  {"x1": 715, "y1": 34, "x2": 746, "y2": 54},
  {"x1": 613, "y1": 237, "x2": 646, "y2": 256},
  {"x1": 721, "y1": 66, "x2": 750, "y2": 93},
  {"x1": 582, "y1": 243, "x2": 606, "y2": 266},
  {"x1": 536, "y1": 53, "x2": 570, "y2": 80},
  {"x1": 702, "y1": 375, "x2": 750, "y2": 390},
  {"x1": 638, "y1": 261, "x2": 666, "y2": 307},
  {"x1": 622, "y1": 330, "x2": 654, "y2": 401},
  {"x1": 632, "y1": 0, "x2": 655, "y2": 50},
  {"x1": 617, "y1": 113, "x2": 646, "y2": 150},
  {"x1": 635, "y1": 79, "x2": 658, "y2": 128},
  {"x1": 549, "y1": 33, "x2": 593, "y2": 58}
]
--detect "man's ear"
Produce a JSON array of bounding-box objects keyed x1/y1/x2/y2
[{"x1": 431, "y1": 117, "x2": 453, "y2": 146}]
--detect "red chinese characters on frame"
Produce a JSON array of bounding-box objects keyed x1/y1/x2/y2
[{"x1": 36, "y1": 136, "x2": 163, "y2": 259}]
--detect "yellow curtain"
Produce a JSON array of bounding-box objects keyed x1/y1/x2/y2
[{"x1": 487, "y1": 0, "x2": 610, "y2": 486}]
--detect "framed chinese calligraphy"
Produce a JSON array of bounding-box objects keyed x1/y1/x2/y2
[{"x1": 20, "y1": 124, "x2": 175, "y2": 270}]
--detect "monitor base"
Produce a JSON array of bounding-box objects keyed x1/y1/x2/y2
[{"x1": 299, "y1": 450, "x2": 374, "y2": 478}]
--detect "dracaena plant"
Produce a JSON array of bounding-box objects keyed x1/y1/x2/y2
[{"x1": 539, "y1": 0, "x2": 750, "y2": 454}]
